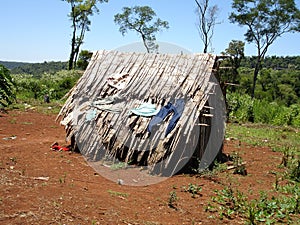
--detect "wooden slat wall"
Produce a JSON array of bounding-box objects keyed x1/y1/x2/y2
[{"x1": 57, "y1": 50, "x2": 217, "y2": 175}]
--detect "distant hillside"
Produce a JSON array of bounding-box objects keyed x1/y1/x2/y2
[
  {"x1": 241, "y1": 55, "x2": 300, "y2": 69},
  {"x1": 0, "y1": 61, "x2": 30, "y2": 70},
  {"x1": 0, "y1": 60, "x2": 68, "y2": 77}
]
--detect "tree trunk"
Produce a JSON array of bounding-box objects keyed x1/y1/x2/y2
[
  {"x1": 141, "y1": 35, "x2": 150, "y2": 53},
  {"x1": 73, "y1": 23, "x2": 87, "y2": 69},
  {"x1": 251, "y1": 58, "x2": 261, "y2": 98},
  {"x1": 68, "y1": 6, "x2": 77, "y2": 70}
]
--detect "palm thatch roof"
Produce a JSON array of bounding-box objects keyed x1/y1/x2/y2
[{"x1": 57, "y1": 50, "x2": 224, "y2": 176}]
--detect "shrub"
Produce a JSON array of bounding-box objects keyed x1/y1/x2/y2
[
  {"x1": 227, "y1": 93, "x2": 300, "y2": 128},
  {"x1": 0, "y1": 64, "x2": 15, "y2": 107},
  {"x1": 12, "y1": 70, "x2": 81, "y2": 102}
]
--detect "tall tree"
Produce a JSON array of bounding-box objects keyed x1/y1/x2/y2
[
  {"x1": 114, "y1": 6, "x2": 169, "y2": 53},
  {"x1": 229, "y1": 0, "x2": 300, "y2": 98},
  {"x1": 194, "y1": 0, "x2": 219, "y2": 53},
  {"x1": 64, "y1": 0, "x2": 108, "y2": 70},
  {"x1": 223, "y1": 40, "x2": 245, "y2": 91},
  {"x1": 218, "y1": 40, "x2": 245, "y2": 115}
]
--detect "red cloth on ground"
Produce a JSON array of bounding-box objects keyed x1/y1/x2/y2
[{"x1": 51, "y1": 143, "x2": 70, "y2": 151}]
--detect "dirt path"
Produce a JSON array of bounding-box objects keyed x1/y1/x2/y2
[{"x1": 0, "y1": 110, "x2": 287, "y2": 224}]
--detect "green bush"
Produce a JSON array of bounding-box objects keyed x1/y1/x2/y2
[
  {"x1": 227, "y1": 93, "x2": 300, "y2": 128},
  {"x1": 0, "y1": 64, "x2": 15, "y2": 107},
  {"x1": 12, "y1": 70, "x2": 81, "y2": 102},
  {"x1": 227, "y1": 93, "x2": 254, "y2": 123},
  {"x1": 253, "y1": 100, "x2": 278, "y2": 124}
]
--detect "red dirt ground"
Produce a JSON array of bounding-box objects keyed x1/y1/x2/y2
[{"x1": 0, "y1": 109, "x2": 289, "y2": 224}]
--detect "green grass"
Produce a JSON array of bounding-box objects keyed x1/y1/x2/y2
[
  {"x1": 7, "y1": 99, "x2": 64, "y2": 115},
  {"x1": 107, "y1": 189, "x2": 129, "y2": 198},
  {"x1": 226, "y1": 123, "x2": 300, "y2": 152},
  {"x1": 207, "y1": 123, "x2": 300, "y2": 224}
]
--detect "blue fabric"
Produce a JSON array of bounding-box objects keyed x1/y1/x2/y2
[
  {"x1": 147, "y1": 99, "x2": 185, "y2": 136},
  {"x1": 86, "y1": 109, "x2": 97, "y2": 121},
  {"x1": 130, "y1": 103, "x2": 160, "y2": 117}
]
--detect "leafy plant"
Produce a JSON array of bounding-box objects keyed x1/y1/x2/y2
[
  {"x1": 182, "y1": 183, "x2": 202, "y2": 198},
  {"x1": 0, "y1": 64, "x2": 15, "y2": 107},
  {"x1": 209, "y1": 185, "x2": 300, "y2": 224},
  {"x1": 231, "y1": 152, "x2": 247, "y2": 176},
  {"x1": 110, "y1": 161, "x2": 127, "y2": 170},
  {"x1": 59, "y1": 173, "x2": 67, "y2": 184},
  {"x1": 168, "y1": 191, "x2": 178, "y2": 209}
]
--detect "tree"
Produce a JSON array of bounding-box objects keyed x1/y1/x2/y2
[
  {"x1": 223, "y1": 40, "x2": 245, "y2": 91},
  {"x1": 194, "y1": 0, "x2": 219, "y2": 53},
  {"x1": 63, "y1": 0, "x2": 108, "y2": 70},
  {"x1": 0, "y1": 65, "x2": 15, "y2": 107},
  {"x1": 229, "y1": 0, "x2": 300, "y2": 98},
  {"x1": 114, "y1": 6, "x2": 169, "y2": 53},
  {"x1": 77, "y1": 50, "x2": 93, "y2": 70}
]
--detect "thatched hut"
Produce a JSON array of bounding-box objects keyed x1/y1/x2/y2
[{"x1": 57, "y1": 50, "x2": 225, "y2": 176}]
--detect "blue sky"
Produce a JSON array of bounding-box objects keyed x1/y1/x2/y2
[{"x1": 0, "y1": 0, "x2": 299, "y2": 62}]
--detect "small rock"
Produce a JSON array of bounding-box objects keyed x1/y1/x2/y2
[{"x1": 117, "y1": 179, "x2": 124, "y2": 185}]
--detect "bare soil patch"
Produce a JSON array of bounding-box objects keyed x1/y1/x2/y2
[{"x1": 0, "y1": 110, "x2": 288, "y2": 224}]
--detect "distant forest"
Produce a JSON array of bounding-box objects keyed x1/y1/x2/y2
[
  {"x1": 0, "y1": 61, "x2": 67, "y2": 77},
  {"x1": 241, "y1": 56, "x2": 300, "y2": 69},
  {"x1": 1, "y1": 55, "x2": 299, "y2": 76}
]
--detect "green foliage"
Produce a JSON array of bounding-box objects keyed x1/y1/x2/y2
[
  {"x1": 114, "y1": 6, "x2": 169, "y2": 53},
  {"x1": 219, "y1": 40, "x2": 245, "y2": 93},
  {"x1": 231, "y1": 152, "x2": 247, "y2": 176},
  {"x1": 63, "y1": 0, "x2": 109, "y2": 70},
  {"x1": 210, "y1": 184, "x2": 247, "y2": 219},
  {"x1": 168, "y1": 191, "x2": 178, "y2": 209},
  {"x1": 76, "y1": 50, "x2": 93, "y2": 70},
  {"x1": 9, "y1": 61, "x2": 67, "y2": 77},
  {"x1": 226, "y1": 122, "x2": 300, "y2": 151},
  {"x1": 225, "y1": 64, "x2": 300, "y2": 107},
  {"x1": 227, "y1": 93, "x2": 300, "y2": 127},
  {"x1": 209, "y1": 185, "x2": 299, "y2": 224},
  {"x1": 241, "y1": 56, "x2": 300, "y2": 70},
  {"x1": 181, "y1": 183, "x2": 202, "y2": 198},
  {"x1": 279, "y1": 146, "x2": 300, "y2": 182},
  {"x1": 107, "y1": 189, "x2": 129, "y2": 198},
  {"x1": 0, "y1": 64, "x2": 15, "y2": 107},
  {"x1": 256, "y1": 68, "x2": 299, "y2": 105},
  {"x1": 227, "y1": 93, "x2": 254, "y2": 123},
  {"x1": 12, "y1": 70, "x2": 81, "y2": 102},
  {"x1": 229, "y1": 0, "x2": 300, "y2": 97}
]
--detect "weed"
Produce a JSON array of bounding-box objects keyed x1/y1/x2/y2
[
  {"x1": 110, "y1": 162, "x2": 127, "y2": 170},
  {"x1": 231, "y1": 152, "x2": 247, "y2": 176},
  {"x1": 209, "y1": 185, "x2": 300, "y2": 224},
  {"x1": 9, "y1": 118, "x2": 17, "y2": 124},
  {"x1": 91, "y1": 220, "x2": 98, "y2": 225},
  {"x1": 279, "y1": 146, "x2": 300, "y2": 182},
  {"x1": 168, "y1": 191, "x2": 178, "y2": 209},
  {"x1": 59, "y1": 173, "x2": 67, "y2": 184},
  {"x1": 290, "y1": 159, "x2": 300, "y2": 182},
  {"x1": 182, "y1": 183, "x2": 202, "y2": 198},
  {"x1": 21, "y1": 121, "x2": 33, "y2": 125},
  {"x1": 107, "y1": 190, "x2": 129, "y2": 198},
  {"x1": 193, "y1": 158, "x2": 227, "y2": 177}
]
